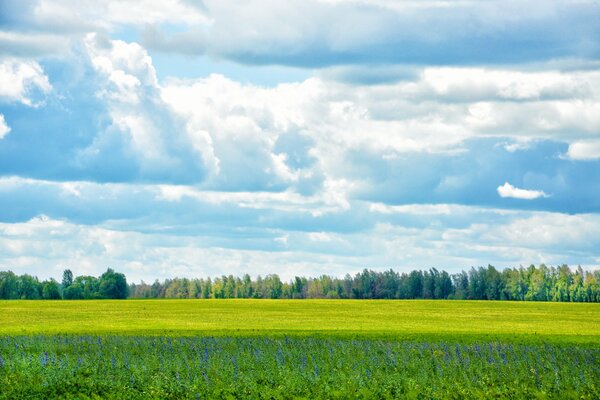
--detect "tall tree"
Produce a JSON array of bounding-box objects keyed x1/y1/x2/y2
[{"x1": 62, "y1": 269, "x2": 73, "y2": 289}]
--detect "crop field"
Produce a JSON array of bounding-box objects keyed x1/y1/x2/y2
[
  {"x1": 1, "y1": 300, "x2": 599, "y2": 399},
  {"x1": 1, "y1": 299, "x2": 600, "y2": 343}
]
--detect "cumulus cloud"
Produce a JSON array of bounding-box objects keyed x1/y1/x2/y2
[
  {"x1": 0, "y1": 114, "x2": 10, "y2": 139},
  {"x1": 74, "y1": 33, "x2": 211, "y2": 183},
  {"x1": 497, "y1": 182, "x2": 549, "y2": 200},
  {"x1": 2, "y1": 37, "x2": 600, "y2": 211},
  {"x1": 0, "y1": 59, "x2": 51, "y2": 106},
  {"x1": 566, "y1": 140, "x2": 600, "y2": 161}
]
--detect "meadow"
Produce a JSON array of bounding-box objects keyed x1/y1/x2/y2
[
  {"x1": 1, "y1": 300, "x2": 599, "y2": 399},
  {"x1": 1, "y1": 299, "x2": 600, "y2": 343}
]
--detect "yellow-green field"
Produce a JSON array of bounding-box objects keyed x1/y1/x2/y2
[{"x1": 1, "y1": 299, "x2": 599, "y2": 344}]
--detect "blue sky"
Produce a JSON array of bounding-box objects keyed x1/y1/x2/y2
[{"x1": 1, "y1": 0, "x2": 599, "y2": 282}]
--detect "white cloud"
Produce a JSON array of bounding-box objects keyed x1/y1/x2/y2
[
  {"x1": 0, "y1": 114, "x2": 10, "y2": 139},
  {"x1": 481, "y1": 212, "x2": 600, "y2": 250},
  {"x1": 32, "y1": 0, "x2": 209, "y2": 31},
  {"x1": 3, "y1": 207, "x2": 599, "y2": 283},
  {"x1": 1, "y1": 174, "x2": 599, "y2": 282},
  {"x1": 566, "y1": 140, "x2": 600, "y2": 161},
  {"x1": 78, "y1": 34, "x2": 215, "y2": 180},
  {"x1": 497, "y1": 182, "x2": 549, "y2": 200},
  {"x1": 0, "y1": 59, "x2": 51, "y2": 106},
  {"x1": 162, "y1": 65, "x2": 600, "y2": 190},
  {"x1": 370, "y1": 203, "x2": 456, "y2": 215}
]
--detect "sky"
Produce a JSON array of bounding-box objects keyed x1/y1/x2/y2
[{"x1": 1, "y1": 0, "x2": 600, "y2": 283}]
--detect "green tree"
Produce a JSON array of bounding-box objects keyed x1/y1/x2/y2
[
  {"x1": 42, "y1": 279, "x2": 62, "y2": 299},
  {"x1": 17, "y1": 274, "x2": 42, "y2": 299},
  {"x1": 0, "y1": 271, "x2": 19, "y2": 299},
  {"x1": 62, "y1": 269, "x2": 73, "y2": 289},
  {"x1": 98, "y1": 268, "x2": 128, "y2": 299}
]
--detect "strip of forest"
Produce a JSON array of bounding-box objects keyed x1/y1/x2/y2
[{"x1": 1, "y1": 264, "x2": 599, "y2": 302}]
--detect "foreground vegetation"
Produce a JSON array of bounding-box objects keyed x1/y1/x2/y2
[
  {"x1": 1, "y1": 335, "x2": 598, "y2": 399},
  {"x1": 1, "y1": 300, "x2": 598, "y2": 398},
  {"x1": 1, "y1": 299, "x2": 599, "y2": 344}
]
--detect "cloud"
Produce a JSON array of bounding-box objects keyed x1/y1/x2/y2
[
  {"x1": 0, "y1": 59, "x2": 51, "y2": 106},
  {"x1": 0, "y1": 114, "x2": 10, "y2": 139},
  {"x1": 566, "y1": 140, "x2": 600, "y2": 161},
  {"x1": 2, "y1": 206, "x2": 599, "y2": 283},
  {"x1": 74, "y1": 33, "x2": 212, "y2": 183},
  {"x1": 497, "y1": 182, "x2": 549, "y2": 200},
  {"x1": 2, "y1": 0, "x2": 600, "y2": 69},
  {"x1": 2, "y1": 36, "x2": 600, "y2": 213},
  {"x1": 1, "y1": 0, "x2": 208, "y2": 33},
  {"x1": 0, "y1": 0, "x2": 209, "y2": 59},
  {"x1": 0, "y1": 31, "x2": 70, "y2": 58},
  {"x1": 140, "y1": 0, "x2": 600, "y2": 67}
]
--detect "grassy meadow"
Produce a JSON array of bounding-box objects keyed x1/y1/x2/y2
[{"x1": 1, "y1": 300, "x2": 599, "y2": 399}]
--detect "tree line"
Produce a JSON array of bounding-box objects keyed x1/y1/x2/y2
[
  {"x1": 129, "y1": 264, "x2": 600, "y2": 302},
  {"x1": 1, "y1": 264, "x2": 599, "y2": 302},
  {"x1": 0, "y1": 268, "x2": 128, "y2": 300}
]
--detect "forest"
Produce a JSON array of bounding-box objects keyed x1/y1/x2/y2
[
  {"x1": 128, "y1": 264, "x2": 600, "y2": 302},
  {"x1": 0, "y1": 268, "x2": 128, "y2": 300},
  {"x1": 1, "y1": 264, "x2": 599, "y2": 302}
]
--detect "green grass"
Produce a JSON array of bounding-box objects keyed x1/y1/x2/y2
[
  {"x1": 1, "y1": 336, "x2": 599, "y2": 399},
  {"x1": 1, "y1": 300, "x2": 599, "y2": 398},
  {"x1": 1, "y1": 299, "x2": 599, "y2": 344}
]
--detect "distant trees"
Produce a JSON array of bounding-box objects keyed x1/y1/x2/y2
[
  {"x1": 1, "y1": 264, "x2": 599, "y2": 302},
  {"x1": 0, "y1": 268, "x2": 128, "y2": 300},
  {"x1": 128, "y1": 264, "x2": 600, "y2": 302}
]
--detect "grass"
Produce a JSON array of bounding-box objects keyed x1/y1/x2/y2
[
  {"x1": 1, "y1": 336, "x2": 599, "y2": 399},
  {"x1": 1, "y1": 300, "x2": 599, "y2": 398},
  {"x1": 1, "y1": 299, "x2": 599, "y2": 344}
]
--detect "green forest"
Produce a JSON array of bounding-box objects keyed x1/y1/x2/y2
[
  {"x1": 1, "y1": 264, "x2": 599, "y2": 302},
  {"x1": 0, "y1": 268, "x2": 128, "y2": 300}
]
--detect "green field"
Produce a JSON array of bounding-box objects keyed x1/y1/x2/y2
[
  {"x1": 1, "y1": 300, "x2": 599, "y2": 399},
  {"x1": 1, "y1": 299, "x2": 599, "y2": 344}
]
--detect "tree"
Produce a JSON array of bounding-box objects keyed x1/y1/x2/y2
[
  {"x1": 526, "y1": 264, "x2": 549, "y2": 301},
  {"x1": 451, "y1": 271, "x2": 469, "y2": 300},
  {"x1": 63, "y1": 284, "x2": 84, "y2": 299},
  {"x1": 0, "y1": 271, "x2": 19, "y2": 299},
  {"x1": 17, "y1": 274, "x2": 42, "y2": 299},
  {"x1": 435, "y1": 271, "x2": 453, "y2": 299},
  {"x1": 264, "y1": 274, "x2": 283, "y2": 299},
  {"x1": 98, "y1": 268, "x2": 128, "y2": 299},
  {"x1": 504, "y1": 267, "x2": 527, "y2": 301},
  {"x1": 468, "y1": 267, "x2": 487, "y2": 300},
  {"x1": 42, "y1": 279, "x2": 62, "y2": 299},
  {"x1": 62, "y1": 269, "x2": 73, "y2": 289},
  {"x1": 485, "y1": 265, "x2": 504, "y2": 300},
  {"x1": 405, "y1": 270, "x2": 423, "y2": 299}
]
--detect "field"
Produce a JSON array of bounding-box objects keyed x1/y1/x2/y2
[
  {"x1": 2, "y1": 299, "x2": 600, "y2": 343},
  {"x1": 1, "y1": 300, "x2": 599, "y2": 399}
]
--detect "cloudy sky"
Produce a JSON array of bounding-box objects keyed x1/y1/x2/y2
[{"x1": 1, "y1": 0, "x2": 599, "y2": 282}]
